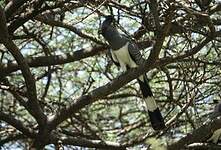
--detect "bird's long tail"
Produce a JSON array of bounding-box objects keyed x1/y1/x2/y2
[{"x1": 137, "y1": 75, "x2": 165, "y2": 130}]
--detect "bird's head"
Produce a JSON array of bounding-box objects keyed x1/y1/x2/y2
[
  {"x1": 98, "y1": 15, "x2": 116, "y2": 35},
  {"x1": 104, "y1": 15, "x2": 115, "y2": 24}
]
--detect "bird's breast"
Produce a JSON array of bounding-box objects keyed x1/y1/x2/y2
[{"x1": 112, "y1": 42, "x2": 137, "y2": 70}]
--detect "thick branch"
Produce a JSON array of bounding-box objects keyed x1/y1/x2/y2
[
  {"x1": 0, "y1": 6, "x2": 46, "y2": 126},
  {"x1": 3, "y1": 40, "x2": 46, "y2": 127},
  {"x1": 8, "y1": 0, "x2": 44, "y2": 33},
  {"x1": 0, "y1": 46, "x2": 107, "y2": 78},
  {"x1": 0, "y1": 112, "x2": 36, "y2": 138},
  {"x1": 149, "y1": 0, "x2": 160, "y2": 33},
  {"x1": 4, "y1": 0, "x2": 29, "y2": 20},
  {"x1": 187, "y1": 143, "x2": 221, "y2": 150},
  {"x1": 54, "y1": 137, "x2": 126, "y2": 150},
  {"x1": 167, "y1": 117, "x2": 221, "y2": 150},
  {"x1": 148, "y1": 7, "x2": 173, "y2": 61},
  {"x1": 0, "y1": 134, "x2": 25, "y2": 146},
  {"x1": 0, "y1": 6, "x2": 9, "y2": 43}
]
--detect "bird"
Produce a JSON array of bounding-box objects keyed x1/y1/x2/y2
[
  {"x1": 195, "y1": 0, "x2": 212, "y2": 11},
  {"x1": 208, "y1": 102, "x2": 221, "y2": 143},
  {"x1": 210, "y1": 101, "x2": 221, "y2": 119},
  {"x1": 99, "y1": 15, "x2": 165, "y2": 130}
]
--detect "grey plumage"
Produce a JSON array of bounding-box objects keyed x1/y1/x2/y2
[
  {"x1": 208, "y1": 102, "x2": 221, "y2": 143},
  {"x1": 100, "y1": 16, "x2": 165, "y2": 130},
  {"x1": 210, "y1": 102, "x2": 221, "y2": 119},
  {"x1": 100, "y1": 16, "x2": 144, "y2": 70}
]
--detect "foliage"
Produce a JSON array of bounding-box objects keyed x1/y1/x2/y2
[{"x1": 0, "y1": 0, "x2": 221, "y2": 149}]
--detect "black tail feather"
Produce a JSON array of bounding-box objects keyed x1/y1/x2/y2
[
  {"x1": 148, "y1": 108, "x2": 166, "y2": 130},
  {"x1": 137, "y1": 75, "x2": 166, "y2": 130},
  {"x1": 137, "y1": 75, "x2": 153, "y2": 98}
]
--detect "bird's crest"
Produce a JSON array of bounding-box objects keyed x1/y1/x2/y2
[
  {"x1": 105, "y1": 15, "x2": 115, "y2": 22},
  {"x1": 99, "y1": 15, "x2": 116, "y2": 36}
]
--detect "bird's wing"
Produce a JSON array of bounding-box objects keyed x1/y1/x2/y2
[{"x1": 128, "y1": 41, "x2": 145, "y2": 65}]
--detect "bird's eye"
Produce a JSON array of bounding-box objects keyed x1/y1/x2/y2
[{"x1": 111, "y1": 21, "x2": 115, "y2": 26}]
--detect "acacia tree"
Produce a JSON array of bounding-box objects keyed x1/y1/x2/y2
[{"x1": 0, "y1": 0, "x2": 221, "y2": 149}]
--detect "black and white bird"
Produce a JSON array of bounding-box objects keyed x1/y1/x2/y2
[
  {"x1": 208, "y1": 102, "x2": 221, "y2": 143},
  {"x1": 99, "y1": 16, "x2": 165, "y2": 130},
  {"x1": 210, "y1": 102, "x2": 221, "y2": 119}
]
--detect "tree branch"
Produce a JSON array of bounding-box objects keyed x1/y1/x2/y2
[
  {"x1": 54, "y1": 137, "x2": 126, "y2": 150},
  {"x1": 7, "y1": 0, "x2": 45, "y2": 33},
  {"x1": 0, "y1": 134, "x2": 25, "y2": 146},
  {"x1": 0, "y1": 5, "x2": 46, "y2": 127},
  {"x1": 149, "y1": 0, "x2": 160, "y2": 33},
  {"x1": 0, "y1": 40, "x2": 153, "y2": 78},
  {"x1": 0, "y1": 46, "x2": 107, "y2": 78},
  {"x1": 4, "y1": 0, "x2": 29, "y2": 20},
  {"x1": 0, "y1": 112, "x2": 36, "y2": 138},
  {"x1": 35, "y1": 15, "x2": 104, "y2": 45},
  {"x1": 0, "y1": 6, "x2": 9, "y2": 43},
  {"x1": 148, "y1": 3, "x2": 173, "y2": 61},
  {"x1": 167, "y1": 117, "x2": 221, "y2": 150},
  {"x1": 47, "y1": 36, "x2": 211, "y2": 131},
  {"x1": 187, "y1": 143, "x2": 221, "y2": 150},
  {"x1": 3, "y1": 40, "x2": 47, "y2": 127}
]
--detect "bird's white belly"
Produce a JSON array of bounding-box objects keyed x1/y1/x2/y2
[{"x1": 112, "y1": 42, "x2": 137, "y2": 71}]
